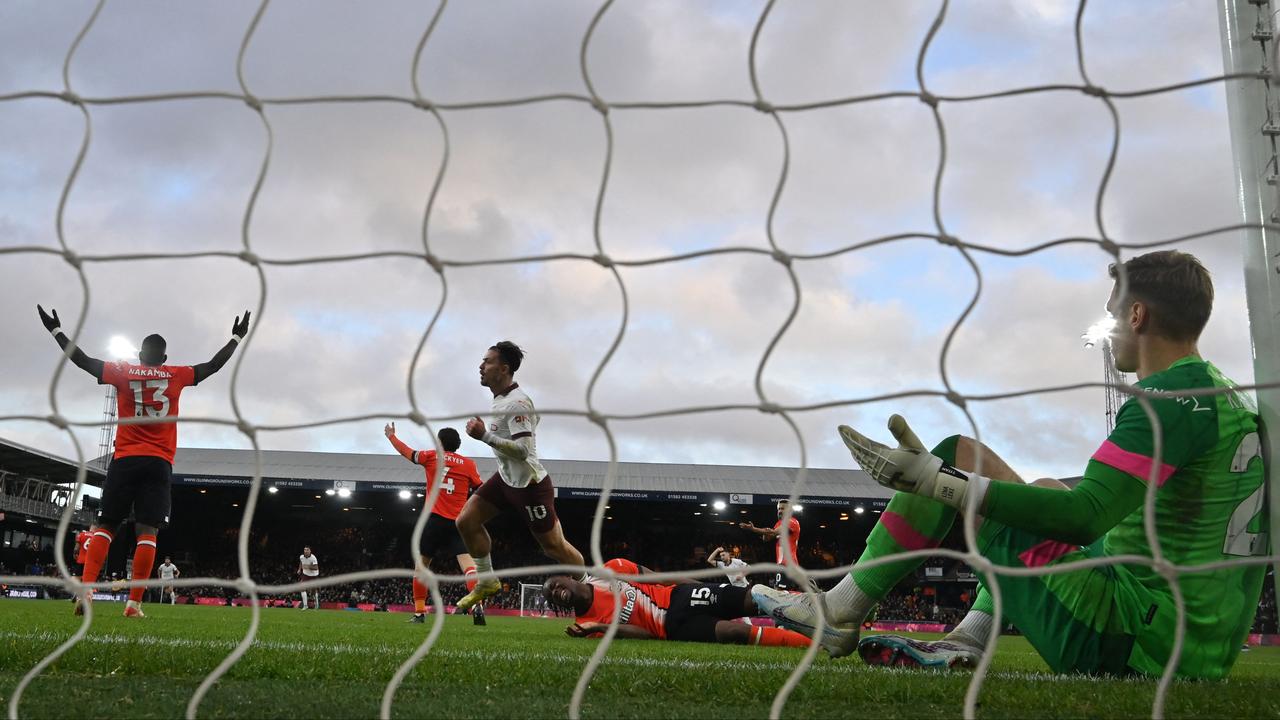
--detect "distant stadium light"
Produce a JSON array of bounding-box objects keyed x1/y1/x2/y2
[
  {"x1": 712, "y1": 500, "x2": 727, "y2": 511},
  {"x1": 792, "y1": 504, "x2": 803, "y2": 512},
  {"x1": 106, "y1": 335, "x2": 137, "y2": 360},
  {"x1": 693, "y1": 512, "x2": 701, "y2": 516},
  {"x1": 336, "y1": 488, "x2": 351, "y2": 498},
  {"x1": 398, "y1": 490, "x2": 412, "y2": 500},
  {"x1": 1081, "y1": 314, "x2": 1116, "y2": 349},
  {"x1": 324, "y1": 489, "x2": 336, "y2": 496},
  {"x1": 853, "y1": 506, "x2": 865, "y2": 514},
  {"x1": 267, "y1": 486, "x2": 279, "y2": 494}
]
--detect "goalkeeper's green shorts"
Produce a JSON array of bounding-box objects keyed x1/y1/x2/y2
[{"x1": 976, "y1": 521, "x2": 1160, "y2": 676}]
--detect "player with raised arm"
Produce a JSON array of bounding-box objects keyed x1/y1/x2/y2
[
  {"x1": 157, "y1": 556, "x2": 180, "y2": 605},
  {"x1": 707, "y1": 546, "x2": 750, "y2": 588},
  {"x1": 739, "y1": 500, "x2": 803, "y2": 590},
  {"x1": 384, "y1": 423, "x2": 486, "y2": 625},
  {"x1": 454, "y1": 341, "x2": 587, "y2": 612},
  {"x1": 755, "y1": 251, "x2": 1269, "y2": 678},
  {"x1": 37, "y1": 306, "x2": 250, "y2": 618},
  {"x1": 546, "y1": 558, "x2": 809, "y2": 647},
  {"x1": 297, "y1": 546, "x2": 319, "y2": 610}
]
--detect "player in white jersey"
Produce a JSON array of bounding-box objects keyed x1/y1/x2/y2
[
  {"x1": 708, "y1": 546, "x2": 750, "y2": 588},
  {"x1": 455, "y1": 341, "x2": 586, "y2": 611},
  {"x1": 297, "y1": 546, "x2": 320, "y2": 610},
  {"x1": 157, "y1": 556, "x2": 180, "y2": 605}
]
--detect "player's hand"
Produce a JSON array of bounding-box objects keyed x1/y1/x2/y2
[
  {"x1": 565, "y1": 622, "x2": 606, "y2": 638},
  {"x1": 465, "y1": 416, "x2": 486, "y2": 440},
  {"x1": 231, "y1": 310, "x2": 251, "y2": 340},
  {"x1": 385, "y1": 422, "x2": 396, "y2": 438},
  {"x1": 737, "y1": 522, "x2": 754, "y2": 530},
  {"x1": 37, "y1": 305, "x2": 61, "y2": 333},
  {"x1": 837, "y1": 415, "x2": 939, "y2": 492}
]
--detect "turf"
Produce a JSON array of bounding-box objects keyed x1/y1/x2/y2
[{"x1": 2, "y1": 599, "x2": 1279, "y2": 719}]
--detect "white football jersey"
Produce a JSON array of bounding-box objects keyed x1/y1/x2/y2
[
  {"x1": 299, "y1": 553, "x2": 319, "y2": 577},
  {"x1": 159, "y1": 562, "x2": 177, "y2": 580},
  {"x1": 488, "y1": 384, "x2": 548, "y2": 489},
  {"x1": 718, "y1": 558, "x2": 750, "y2": 587}
]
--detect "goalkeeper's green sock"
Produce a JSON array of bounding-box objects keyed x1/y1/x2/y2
[{"x1": 825, "y1": 436, "x2": 960, "y2": 625}]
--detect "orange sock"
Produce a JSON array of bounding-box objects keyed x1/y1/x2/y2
[
  {"x1": 81, "y1": 528, "x2": 114, "y2": 584},
  {"x1": 463, "y1": 566, "x2": 477, "y2": 593},
  {"x1": 412, "y1": 577, "x2": 428, "y2": 614},
  {"x1": 751, "y1": 626, "x2": 811, "y2": 648},
  {"x1": 129, "y1": 534, "x2": 157, "y2": 603}
]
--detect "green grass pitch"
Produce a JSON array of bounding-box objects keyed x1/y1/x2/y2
[{"x1": 2, "y1": 599, "x2": 1280, "y2": 718}]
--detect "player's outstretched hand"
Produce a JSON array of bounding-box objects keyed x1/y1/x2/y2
[
  {"x1": 384, "y1": 422, "x2": 396, "y2": 438},
  {"x1": 565, "y1": 622, "x2": 606, "y2": 638},
  {"x1": 465, "y1": 416, "x2": 486, "y2": 440},
  {"x1": 737, "y1": 522, "x2": 755, "y2": 531},
  {"x1": 37, "y1": 305, "x2": 61, "y2": 333},
  {"x1": 837, "y1": 414, "x2": 940, "y2": 493},
  {"x1": 231, "y1": 310, "x2": 252, "y2": 340}
]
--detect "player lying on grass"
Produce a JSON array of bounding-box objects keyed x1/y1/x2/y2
[
  {"x1": 38, "y1": 305, "x2": 250, "y2": 618},
  {"x1": 754, "y1": 250, "x2": 1268, "y2": 679},
  {"x1": 545, "y1": 558, "x2": 810, "y2": 647}
]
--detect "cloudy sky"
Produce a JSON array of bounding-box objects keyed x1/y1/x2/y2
[{"x1": 0, "y1": 0, "x2": 1261, "y2": 483}]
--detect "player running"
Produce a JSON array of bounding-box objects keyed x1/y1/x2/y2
[
  {"x1": 298, "y1": 546, "x2": 320, "y2": 609},
  {"x1": 707, "y1": 546, "x2": 750, "y2": 588},
  {"x1": 454, "y1": 341, "x2": 587, "y2": 612},
  {"x1": 384, "y1": 423, "x2": 486, "y2": 625},
  {"x1": 546, "y1": 558, "x2": 809, "y2": 647},
  {"x1": 157, "y1": 556, "x2": 180, "y2": 605},
  {"x1": 755, "y1": 250, "x2": 1268, "y2": 679},
  {"x1": 739, "y1": 500, "x2": 803, "y2": 589},
  {"x1": 37, "y1": 305, "x2": 250, "y2": 618}
]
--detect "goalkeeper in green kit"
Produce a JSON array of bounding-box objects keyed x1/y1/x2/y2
[{"x1": 754, "y1": 250, "x2": 1268, "y2": 678}]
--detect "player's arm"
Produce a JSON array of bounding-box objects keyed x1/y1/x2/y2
[
  {"x1": 192, "y1": 311, "x2": 251, "y2": 384},
  {"x1": 466, "y1": 416, "x2": 532, "y2": 460},
  {"x1": 566, "y1": 622, "x2": 655, "y2": 640},
  {"x1": 37, "y1": 306, "x2": 104, "y2": 379},
  {"x1": 384, "y1": 422, "x2": 419, "y2": 463},
  {"x1": 738, "y1": 522, "x2": 779, "y2": 541},
  {"x1": 707, "y1": 547, "x2": 723, "y2": 567}
]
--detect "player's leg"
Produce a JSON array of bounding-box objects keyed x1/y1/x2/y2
[
  {"x1": 123, "y1": 459, "x2": 170, "y2": 618},
  {"x1": 77, "y1": 461, "x2": 135, "y2": 614},
  {"x1": 454, "y1": 477, "x2": 506, "y2": 611},
  {"x1": 453, "y1": 546, "x2": 484, "y2": 625},
  {"x1": 753, "y1": 435, "x2": 1017, "y2": 655},
  {"x1": 522, "y1": 475, "x2": 585, "y2": 569}
]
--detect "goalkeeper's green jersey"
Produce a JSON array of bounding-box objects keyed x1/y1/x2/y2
[{"x1": 1091, "y1": 356, "x2": 1267, "y2": 677}]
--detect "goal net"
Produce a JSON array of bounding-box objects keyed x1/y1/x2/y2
[{"x1": 3, "y1": 1, "x2": 1280, "y2": 719}]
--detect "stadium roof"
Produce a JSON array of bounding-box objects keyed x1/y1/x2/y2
[
  {"x1": 171, "y1": 447, "x2": 890, "y2": 506},
  {"x1": 0, "y1": 437, "x2": 105, "y2": 485}
]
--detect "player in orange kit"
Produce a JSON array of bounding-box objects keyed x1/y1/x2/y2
[
  {"x1": 38, "y1": 305, "x2": 249, "y2": 617},
  {"x1": 545, "y1": 559, "x2": 811, "y2": 647},
  {"x1": 385, "y1": 423, "x2": 485, "y2": 624}
]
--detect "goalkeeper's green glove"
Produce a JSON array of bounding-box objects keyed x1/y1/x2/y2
[{"x1": 837, "y1": 414, "x2": 989, "y2": 511}]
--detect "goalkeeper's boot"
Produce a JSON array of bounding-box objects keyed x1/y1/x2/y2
[
  {"x1": 857, "y1": 635, "x2": 981, "y2": 670},
  {"x1": 455, "y1": 578, "x2": 501, "y2": 613},
  {"x1": 407, "y1": 613, "x2": 426, "y2": 624},
  {"x1": 750, "y1": 585, "x2": 858, "y2": 658},
  {"x1": 472, "y1": 604, "x2": 487, "y2": 626},
  {"x1": 123, "y1": 600, "x2": 146, "y2": 619}
]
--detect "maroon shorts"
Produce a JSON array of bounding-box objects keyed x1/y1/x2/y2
[{"x1": 474, "y1": 471, "x2": 559, "y2": 534}]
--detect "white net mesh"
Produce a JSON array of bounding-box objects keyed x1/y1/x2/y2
[{"x1": 3, "y1": 1, "x2": 1279, "y2": 719}]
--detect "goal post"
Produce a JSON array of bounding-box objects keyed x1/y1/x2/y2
[
  {"x1": 1218, "y1": 0, "x2": 1280, "y2": 566},
  {"x1": 518, "y1": 582, "x2": 548, "y2": 618}
]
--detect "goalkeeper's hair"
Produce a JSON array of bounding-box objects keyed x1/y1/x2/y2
[
  {"x1": 1109, "y1": 250, "x2": 1213, "y2": 342},
  {"x1": 491, "y1": 340, "x2": 525, "y2": 374},
  {"x1": 437, "y1": 427, "x2": 461, "y2": 452}
]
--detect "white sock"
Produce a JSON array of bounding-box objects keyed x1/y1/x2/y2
[
  {"x1": 948, "y1": 610, "x2": 994, "y2": 649},
  {"x1": 301, "y1": 591, "x2": 308, "y2": 608},
  {"x1": 824, "y1": 574, "x2": 877, "y2": 626},
  {"x1": 473, "y1": 555, "x2": 493, "y2": 578}
]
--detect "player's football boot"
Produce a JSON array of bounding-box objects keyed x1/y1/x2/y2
[
  {"x1": 472, "y1": 604, "x2": 487, "y2": 626},
  {"x1": 72, "y1": 595, "x2": 91, "y2": 616},
  {"x1": 750, "y1": 585, "x2": 859, "y2": 657},
  {"x1": 857, "y1": 635, "x2": 981, "y2": 670},
  {"x1": 407, "y1": 613, "x2": 426, "y2": 624},
  {"x1": 455, "y1": 578, "x2": 501, "y2": 612},
  {"x1": 123, "y1": 600, "x2": 146, "y2": 618}
]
